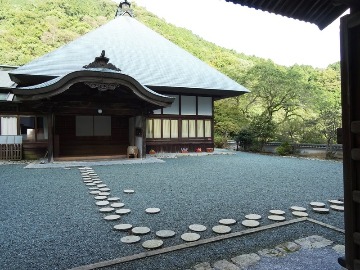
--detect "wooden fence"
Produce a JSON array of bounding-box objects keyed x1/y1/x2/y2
[{"x1": 0, "y1": 135, "x2": 22, "y2": 160}]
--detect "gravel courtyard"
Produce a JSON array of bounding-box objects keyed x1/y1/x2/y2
[{"x1": 0, "y1": 152, "x2": 344, "y2": 270}]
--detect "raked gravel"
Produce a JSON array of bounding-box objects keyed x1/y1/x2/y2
[{"x1": 0, "y1": 152, "x2": 344, "y2": 270}]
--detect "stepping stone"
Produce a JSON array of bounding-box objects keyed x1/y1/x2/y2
[
  {"x1": 219, "y1": 219, "x2": 237, "y2": 225},
  {"x1": 116, "y1": 208, "x2": 131, "y2": 215},
  {"x1": 189, "y1": 224, "x2": 207, "y2": 232},
  {"x1": 124, "y1": 189, "x2": 135, "y2": 194},
  {"x1": 181, "y1": 232, "x2": 201, "y2": 242},
  {"x1": 111, "y1": 203, "x2": 125, "y2": 208},
  {"x1": 145, "y1": 208, "x2": 160, "y2": 214},
  {"x1": 231, "y1": 253, "x2": 261, "y2": 269},
  {"x1": 99, "y1": 192, "x2": 111, "y2": 196},
  {"x1": 94, "y1": 196, "x2": 107, "y2": 200},
  {"x1": 313, "y1": 207, "x2": 330, "y2": 214},
  {"x1": 114, "y1": 223, "x2": 132, "y2": 231},
  {"x1": 275, "y1": 242, "x2": 301, "y2": 253},
  {"x1": 97, "y1": 184, "x2": 107, "y2": 188},
  {"x1": 121, "y1": 235, "x2": 141, "y2": 244},
  {"x1": 294, "y1": 235, "x2": 333, "y2": 249},
  {"x1": 241, "y1": 220, "x2": 260, "y2": 227},
  {"x1": 93, "y1": 181, "x2": 102, "y2": 184},
  {"x1": 213, "y1": 260, "x2": 240, "y2": 270},
  {"x1": 269, "y1": 210, "x2": 285, "y2": 215},
  {"x1": 193, "y1": 262, "x2": 212, "y2": 269},
  {"x1": 310, "y1": 202, "x2": 325, "y2": 207},
  {"x1": 330, "y1": 205, "x2": 344, "y2": 211},
  {"x1": 104, "y1": 215, "x2": 121, "y2": 221},
  {"x1": 329, "y1": 200, "x2": 344, "y2": 205},
  {"x1": 292, "y1": 211, "x2": 309, "y2": 217},
  {"x1": 108, "y1": 197, "x2": 120, "y2": 202},
  {"x1": 88, "y1": 187, "x2": 99, "y2": 190},
  {"x1": 258, "y1": 248, "x2": 285, "y2": 257},
  {"x1": 132, "y1": 226, "x2": 151, "y2": 235},
  {"x1": 99, "y1": 207, "x2": 115, "y2": 213},
  {"x1": 212, "y1": 225, "x2": 231, "y2": 234},
  {"x1": 86, "y1": 183, "x2": 96, "y2": 186},
  {"x1": 142, "y1": 239, "x2": 163, "y2": 249},
  {"x1": 290, "y1": 206, "x2": 307, "y2": 212},
  {"x1": 96, "y1": 201, "x2": 109, "y2": 206},
  {"x1": 99, "y1": 188, "x2": 110, "y2": 191},
  {"x1": 268, "y1": 215, "x2": 286, "y2": 221},
  {"x1": 245, "y1": 214, "x2": 262, "y2": 220},
  {"x1": 333, "y1": 244, "x2": 345, "y2": 254},
  {"x1": 89, "y1": 191, "x2": 101, "y2": 195},
  {"x1": 83, "y1": 181, "x2": 93, "y2": 183},
  {"x1": 156, "y1": 230, "x2": 176, "y2": 238}
]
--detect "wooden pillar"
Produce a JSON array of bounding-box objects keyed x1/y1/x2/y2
[
  {"x1": 340, "y1": 11, "x2": 360, "y2": 270},
  {"x1": 141, "y1": 115, "x2": 146, "y2": 158},
  {"x1": 47, "y1": 113, "x2": 54, "y2": 162}
]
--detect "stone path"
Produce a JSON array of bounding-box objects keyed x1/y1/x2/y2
[
  {"x1": 186, "y1": 235, "x2": 345, "y2": 270},
  {"x1": 70, "y1": 165, "x2": 346, "y2": 270}
]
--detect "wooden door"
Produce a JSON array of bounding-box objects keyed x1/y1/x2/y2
[
  {"x1": 340, "y1": 11, "x2": 360, "y2": 270},
  {"x1": 54, "y1": 115, "x2": 129, "y2": 157}
]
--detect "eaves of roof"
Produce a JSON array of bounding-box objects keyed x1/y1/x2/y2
[
  {"x1": 225, "y1": 0, "x2": 350, "y2": 30},
  {"x1": 10, "y1": 69, "x2": 175, "y2": 108}
]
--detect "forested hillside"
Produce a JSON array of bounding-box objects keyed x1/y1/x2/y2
[{"x1": 0, "y1": 0, "x2": 341, "y2": 152}]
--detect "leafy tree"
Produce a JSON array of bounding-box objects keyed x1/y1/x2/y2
[{"x1": 251, "y1": 114, "x2": 276, "y2": 145}]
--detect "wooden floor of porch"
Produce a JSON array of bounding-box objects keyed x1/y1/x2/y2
[{"x1": 54, "y1": 154, "x2": 129, "y2": 161}]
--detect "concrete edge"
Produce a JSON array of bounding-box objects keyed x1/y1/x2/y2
[{"x1": 68, "y1": 217, "x2": 307, "y2": 270}]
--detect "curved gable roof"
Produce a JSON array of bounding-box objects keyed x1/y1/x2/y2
[
  {"x1": 12, "y1": 69, "x2": 174, "y2": 108},
  {"x1": 10, "y1": 16, "x2": 249, "y2": 97}
]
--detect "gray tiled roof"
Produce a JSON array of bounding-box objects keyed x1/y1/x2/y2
[{"x1": 9, "y1": 16, "x2": 248, "y2": 97}]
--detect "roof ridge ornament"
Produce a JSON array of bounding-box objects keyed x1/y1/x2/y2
[
  {"x1": 115, "y1": 0, "x2": 134, "y2": 18},
  {"x1": 83, "y1": 50, "x2": 121, "y2": 72}
]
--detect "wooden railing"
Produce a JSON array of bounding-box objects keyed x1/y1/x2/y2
[{"x1": 0, "y1": 135, "x2": 22, "y2": 160}]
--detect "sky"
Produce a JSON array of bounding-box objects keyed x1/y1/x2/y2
[{"x1": 124, "y1": 0, "x2": 348, "y2": 68}]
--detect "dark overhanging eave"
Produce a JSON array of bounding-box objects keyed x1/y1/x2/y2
[
  {"x1": 9, "y1": 73, "x2": 57, "y2": 87},
  {"x1": 147, "y1": 85, "x2": 250, "y2": 99},
  {"x1": 224, "y1": 0, "x2": 349, "y2": 30},
  {"x1": 10, "y1": 70, "x2": 175, "y2": 108}
]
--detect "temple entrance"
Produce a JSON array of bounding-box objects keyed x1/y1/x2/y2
[{"x1": 54, "y1": 115, "x2": 129, "y2": 158}]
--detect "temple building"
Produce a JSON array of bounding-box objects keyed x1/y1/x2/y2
[{"x1": 0, "y1": 1, "x2": 249, "y2": 161}]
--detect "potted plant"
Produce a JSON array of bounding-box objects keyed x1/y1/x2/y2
[
  {"x1": 149, "y1": 149, "x2": 156, "y2": 155},
  {"x1": 195, "y1": 147, "x2": 202, "y2": 153},
  {"x1": 180, "y1": 147, "x2": 188, "y2": 153},
  {"x1": 206, "y1": 148, "x2": 214, "y2": 153}
]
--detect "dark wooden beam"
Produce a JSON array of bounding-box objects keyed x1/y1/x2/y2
[{"x1": 47, "y1": 114, "x2": 54, "y2": 162}]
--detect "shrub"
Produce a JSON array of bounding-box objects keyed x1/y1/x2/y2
[
  {"x1": 276, "y1": 142, "x2": 294, "y2": 156},
  {"x1": 214, "y1": 135, "x2": 227, "y2": 148},
  {"x1": 235, "y1": 129, "x2": 255, "y2": 151}
]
